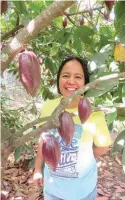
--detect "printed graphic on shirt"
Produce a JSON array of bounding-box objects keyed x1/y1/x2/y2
[{"x1": 48, "y1": 124, "x2": 83, "y2": 179}]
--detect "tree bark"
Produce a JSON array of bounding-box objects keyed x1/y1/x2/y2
[{"x1": 1, "y1": 0, "x2": 73, "y2": 72}]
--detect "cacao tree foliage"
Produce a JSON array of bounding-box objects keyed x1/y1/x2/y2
[{"x1": 1, "y1": 0, "x2": 125, "y2": 169}]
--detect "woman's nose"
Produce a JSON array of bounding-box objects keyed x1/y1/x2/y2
[{"x1": 67, "y1": 77, "x2": 75, "y2": 84}]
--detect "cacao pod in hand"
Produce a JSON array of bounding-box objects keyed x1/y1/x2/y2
[
  {"x1": 42, "y1": 134, "x2": 61, "y2": 171},
  {"x1": 18, "y1": 51, "x2": 41, "y2": 97},
  {"x1": 58, "y1": 111, "x2": 75, "y2": 145},
  {"x1": 105, "y1": 0, "x2": 115, "y2": 10},
  {"x1": 78, "y1": 98, "x2": 91, "y2": 124}
]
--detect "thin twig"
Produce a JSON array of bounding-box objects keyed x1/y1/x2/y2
[
  {"x1": 1, "y1": 25, "x2": 24, "y2": 41},
  {"x1": 68, "y1": 6, "x2": 104, "y2": 16}
]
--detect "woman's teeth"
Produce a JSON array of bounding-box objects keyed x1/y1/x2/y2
[{"x1": 66, "y1": 88, "x2": 76, "y2": 91}]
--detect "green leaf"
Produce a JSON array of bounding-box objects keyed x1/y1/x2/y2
[
  {"x1": 54, "y1": 29, "x2": 71, "y2": 45},
  {"x1": 45, "y1": 57, "x2": 57, "y2": 73},
  {"x1": 112, "y1": 129, "x2": 125, "y2": 153},
  {"x1": 117, "y1": 26, "x2": 125, "y2": 44},
  {"x1": 106, "y1": 110, "x2": 117, "y2": 126},
  {"x1": 122, "y1": 148, "x2": 125, "y2": 166},
  {"x1": 50, "y1": 43, "x2": 60, "y2": 57},
  {"x1": 89, "y1": 44, "x2": 113, "y2": 72},
  {"x1": 115, "y1": 13, "x2": 125, "y2": 31},
  {"x1": 27, "y1": 1, "x2": 42, "y2": 14},
  {"x1": 122, "y1": 85, "x2": 125, "y2": 104},
  {"x1": 74, "y1": 26, "x2": 94, "y2": 44},
  {"x1": 23, "y1": 144, "x2": 35, "y2": 154},
  {"x1": 13, "y1": 1, "x2": 28, "y2": 14},
  {"x1": 114, "y1": 2, "x2": 125, "y2": 21},
  {"x1": 86, "y1": 73, "x2": 118, "y2": 97},
  {"x1": 100, "y1": 27, "x2": 113, "y2": 38},
  {"x1": 73, "y1": 36, "x2": 82, "y2": 54},
  {"x1": 14, "y1": 146, "x2": 23, "y2": 161}
]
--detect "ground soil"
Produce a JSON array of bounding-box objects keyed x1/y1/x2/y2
[{"x1": 1, "y1": 148, "x2": 125, "y2": 200}]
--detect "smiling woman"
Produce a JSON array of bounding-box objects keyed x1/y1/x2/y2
[{"x1": 33, "y1": 56, "x2": 112, "y2": 200}]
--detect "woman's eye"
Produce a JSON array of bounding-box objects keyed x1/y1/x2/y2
[
  {"x1": 76, "y1": 76, "x2": 82, "y2": 79},
  {"x1": 62, "y1": 75, "x2": 69, "y2": 78}
]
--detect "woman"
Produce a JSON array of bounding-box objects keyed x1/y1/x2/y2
[{"x1": 33, "y1": 56, "x2": 111, "y2": 200}]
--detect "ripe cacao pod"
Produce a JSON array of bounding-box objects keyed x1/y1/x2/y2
[
  {"x1": 58, "y1": 111, "x2": 75, "y2": 145},
  {"x1": 1, "y1": 0, "x2": 8, "y2": 14},
  {"x1": 78, "y1": 98, "x2": 91, "y2": 124},
  {"x1": 79, "y1": 16, "x2": 84, "y2": 26},
  {"x1": 62, "y1": 16, "x2": 67, "y2": 28},
  {"x1": 105, "y1": 0, "x2": 115, "y2": 10},
  {"x1": 18, "y1": 51, "x2": 41, "y2": 97},
  {"x1": 1, "y1": 193, "x2": 6, "y2": 200},
  {"x1": 42, "y1": 134, "x2": 61, "y2": 171}
]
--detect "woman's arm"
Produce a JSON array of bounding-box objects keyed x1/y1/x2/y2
[
  {"x1": 33, "y1": 137, "x2": 44, "y2": 187},
  {"x1": 93, "y1": 144, "x2": 109, "y2": 158}
]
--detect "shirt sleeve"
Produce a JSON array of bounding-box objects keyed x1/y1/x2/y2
[{"x1": 93, "y1": 111, "x2": 112, "y2": 147}]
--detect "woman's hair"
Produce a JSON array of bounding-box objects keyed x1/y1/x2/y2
[{"x1": 57, "y1": 56, "x2": 90, "y2": 94}]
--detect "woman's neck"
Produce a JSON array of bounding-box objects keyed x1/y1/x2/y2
[{"x1": 64, "y1": 96, "x2": 81, "y2": 109}]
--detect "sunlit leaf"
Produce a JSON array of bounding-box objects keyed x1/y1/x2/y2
[
  {"x1": 86, "y1": 72, "x2": 118, "y2": 97},
  {"x1": 114, "y1": 44, "x2": 125, "y2": 62},
  {"x1": 106, "y1": 110, "x2": 117, "y2": 126}
]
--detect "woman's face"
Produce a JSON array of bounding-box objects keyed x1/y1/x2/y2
[{"x1": 59, "y1": 60, "x2": 85, "y2": 98}]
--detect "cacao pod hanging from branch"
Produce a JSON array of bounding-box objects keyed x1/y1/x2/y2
[
  {"x1": 62, "y1": 16, "x2": 68, "y2": 28},
  {"x1": 104, "y1": 0, "x2": 115, "y2": 10},
  {"x1": 78, "y1": 98, "x2": 92, "y2": 124},
  {"x1": 79, "y1": 16, "x2": 84, "y2": 26},
  {"x1": 1, "y1": 0, "x2": 8, "y2": 15},
  {"x1": 58, "y1": 111, "x2": 75, "y2": 145},
  {"x1": 18, "y1": 51, "x2": 41, "y2": 97},
  {"x1": 42, "y1": 134, "x2": 61, "y2": 171}
]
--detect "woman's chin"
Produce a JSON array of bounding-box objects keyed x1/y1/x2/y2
[{"x1": 65, "y1": 91, "x2": 75, "y2": 97}]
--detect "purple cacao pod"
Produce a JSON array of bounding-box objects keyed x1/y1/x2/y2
[
  {"x1": 62, "y1": 16, "x2": 67, "y2": 28},
  {"x1": 78, "y1": 98, "x2": 91, "y2": 124},
  {"x1": 42, "y1": 134, "x2": 61, "y2": 171},
  {"x1": 104, "y1": 11, "x2": 109, "y2": 20},
  {"x1": 1, "y1": 193, "x2": 7, "y2": 200},
  {"x1": 18, "y1": 51, "x2": 41, "y2": 97},
  {"x1": 1, "y1": 0, "x2": 8, "y2": 15},
  {"x1": 105, "y1": 0, "x2": 115, "y2": 10},
  {"x1": 79, "y1": 16, "x2": 84, "y2": 26},
  {"x1": 58, "y1": 111, "x2": 75, "y2": 145}
]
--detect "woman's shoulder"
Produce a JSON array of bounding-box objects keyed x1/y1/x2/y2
[
  {"x1": 43, "y1": 96, "x2": 61, "y2": 107},
  {"x1": 41, "y1": 96, "x2": 62, "y2": 116}
]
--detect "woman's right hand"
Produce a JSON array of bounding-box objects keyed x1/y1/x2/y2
[{"x1": 33, "y1": 172, "x2": 43, "y2": 188}]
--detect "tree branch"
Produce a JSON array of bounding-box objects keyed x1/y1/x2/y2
[
  {"x1": 1, "y1": 25, "x2": 24, "y2": 41},
  {"x1": 11, "y1": 72, "x2": 125, "y2": 147},
  {"x1": 67, "y1": 6, "x2": 104, "y2": 16},
  {"x1": 1, "y1": 0, "x2": 74, "y2": 72},
  {"x1": 16, "y1": 116, "x2": 50, "y2": 137}
]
